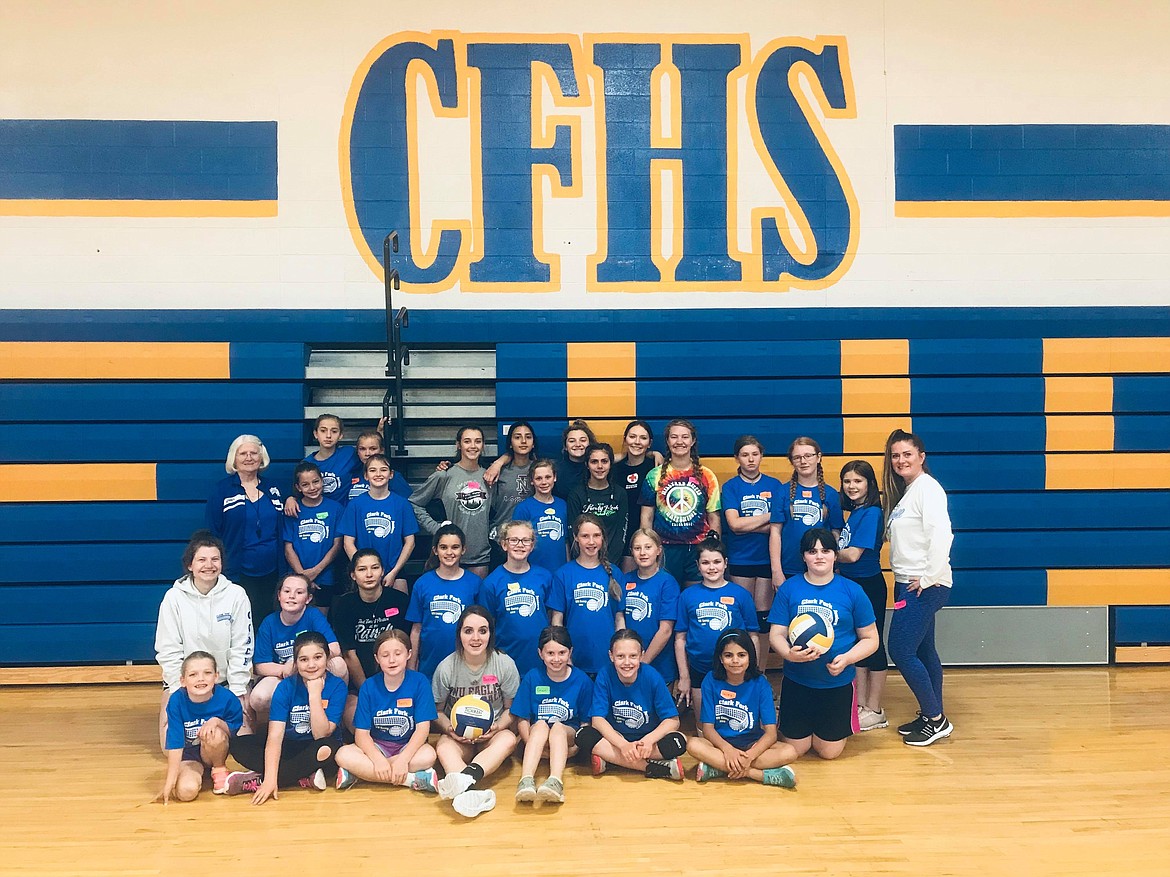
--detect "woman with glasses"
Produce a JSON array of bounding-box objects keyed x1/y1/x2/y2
[{"x1": 478, "y1": 519, "x2": 552, "y2": 677}]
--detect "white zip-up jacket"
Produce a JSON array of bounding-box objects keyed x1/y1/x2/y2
[
  {"x1": 887, "y1": 472, "x2": 953, "y2": 588},
  {"x1": 155, "y1": 574, "x2": 254, "y2": 694}
]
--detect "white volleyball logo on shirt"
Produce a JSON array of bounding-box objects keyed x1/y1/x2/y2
[
  {"x1": 298, "y1": 519, "x2": 328, "y2": 544},
  {"x1": 625, "y1": 592, "x2": 650, "y2": 622},
  {"x1": 697, "y1": 602, "x2": 732, "y2": 631},
  {"x1": 537, "y1": 699, "x2": 572, "y2": 724},
  {"x1": 430, "y1": 596, "x2": 465, "y2": 624},
  {"x1": 715, "y1": 700, "x2": 753, "y2": 733},
  {"x1": 613, "y1": 701, "x2": 648, "y2": 730},
  {"x1": 504, "y1": 590, "x2": 539, "y2": 617},
  {"x1": 365, "y1": 513, "x2": 396, "y2": 538},
  {"x1": 574, "y1": 582, "x2": 607, "y2": 612},
  {"x1": 373, "y1": 711, "x2": 413, "y2": 738}
]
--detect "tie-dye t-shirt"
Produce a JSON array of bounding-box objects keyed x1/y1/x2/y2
[{"x1": 640, "y1": 463, "x2": 721, "y2": 545}]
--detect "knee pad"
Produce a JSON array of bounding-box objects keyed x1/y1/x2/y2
[
  {"x1": 756, "y1": 610, "x2": 771, "y2": 631},
  {"x1": 657, "y1": 731, "x2": 686, "y2": 759},
  {"x1": 574, "y1": 725, "x2": 602, "y2": 757}
]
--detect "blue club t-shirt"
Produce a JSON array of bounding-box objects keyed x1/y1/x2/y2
[
  {"x1": 778, "y1": 483, "x2": 845, "y2": 576},
  {"x1": 405, "y1": 569, "x2": 483, "y2": 680},
  {"x1": 621, "y1": 568, "x2": 681, "y2": 682},
  {"x1": 699, "y1": 671, "x2": 776, "y2": 749},
  {"x1": 338, "y1": 491, "x2": 419, "y2": 569},
  {"x1": 353, "y1": 670, "x2": 438, "y2": 744},
  {"x1": 164, "y1": 685, "x2": 243, "y2": 751},
  {"x1": 306, "y1": 445, "x2": 361, "y2": 506},
  {"x1": 548, "y1": 561, "x2": 623, "y2": 675},
  {"x1": 477, "y1": 564, "x2": 552, "y2": 677},
  {"x1": 282, "y1": 498, "x2": 343, "y2": 586},
  {"x1": 767, "y1": 573, "x2": 876, "y2": 689},
  {"x1": 838, "y1": 504, "x2": 884, "y2": 579},
  {"x1": 512, "y1": 496, "x2": 569, "y2": 572},
  {"x1": 676, "y1": 582, "x2": 759, "y2": 677},
  {"x1": 269, "y1": 672, "x2": 348, "y2": 740},
  {"x1": 721, "y1": 473, "x2": 784, "y2": 567},
  {"x1": 590, "y1": 663, "x2": 678, "y2": 742},
  {"x1": 512, "y1": 666, "x2": 593, "y2": 729},
  {"x1": 255, "y1": 606, "x2": 339, "y2": 664}
]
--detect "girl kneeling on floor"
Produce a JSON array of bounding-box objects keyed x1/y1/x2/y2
[
  {"x1": 686, "y1": 629, "x2": 797, "y2": 788},
  {"x1": 226, "y1": 631, "x2": 347, "y2": 803},
  {"x1": 575, "y1": 629, "x2": 686, "y2": 781}
]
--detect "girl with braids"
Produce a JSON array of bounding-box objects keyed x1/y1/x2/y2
[
  {"x1": 640, "y1": 419, "x2": 722, "y2": 588},
  {"x1": 882, "y1": 429, "x2": 954, "y2": 747},
  {"x1": 549, "y1": 514, "x2": 625, "y2": 677},
  {"x1": 613, "y1": 419, "x2": 664, "y2": 572},
  {"x1": 775, "y1": 437, "x2": 844, "y2": 583}
]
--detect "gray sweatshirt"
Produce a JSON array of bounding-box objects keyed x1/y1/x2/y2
[{"x1": 410, "y1": 464, "x2": 494, "y2": 564}]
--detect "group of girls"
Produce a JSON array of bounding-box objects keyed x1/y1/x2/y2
[{"x1": 163, "y1": 418, "x2": 953, "y2": 806}]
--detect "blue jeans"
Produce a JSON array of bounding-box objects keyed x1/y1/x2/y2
[{"x1": 887, "y1": 582, "x2": 950, "y2": 718}]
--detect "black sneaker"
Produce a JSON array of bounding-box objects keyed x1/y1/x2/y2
[
  {"x1": 897, "y1": 713, "x2": 926, "y2": 736},
  {"x1": 903, "y1": 714, "x2": 953, "y2": 747}
]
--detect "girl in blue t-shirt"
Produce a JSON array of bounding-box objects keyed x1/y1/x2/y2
[
  {"x1": 512, "y1": 459, "x2": 569, "y2": 573},
  {"x1": 778, "y1": 436, "x2": 845, "y2": 579},
  {"x1": 685, "y1": 629, "x2": 797, "y2": 788},
  {"x1": 722, "y1": 435, "x2": 785, "y2": 656},
  {"x1": 281, "y1": 462, "x2": 344, "y2": 607},
  {"x1": 838, "y1": 460, "x2": 890, "y2": 731},
  {"x1": 513, "y1": 626, "x2": 594, "y2": 805},
  {"x1": 407, "y1": 524, "x2": 483, "y2": 680},
  {"x1": 226, "y1": 631, "x2": 348, "y2": 803},
  {"x1": 334, "y1": 628, "x2": 439, "y2": 793},
  {"x1": 622, "y1": 528, "x2": 680, "y2": 683},
  {"x1": 549, "y1": 514, "x2": 625, "y2": 676},
  {"x1": 339, "y1": 454, "x2": 419, "y2": 593},
  {"x1": 478, "y1": 519, "x2": 552, "y2": 677},
  {"x1": 767, "y1": 529, "x2": 879, "y2": 761},
  {"x1": 249, "y1": 573, "x2": 347, "y2": 726},
  {"x1": 674, "y1": 537, "x2": 759, "y2": 720},
  {"x1": 574, "y1": 629, "x2": 685, "y2": 781}
]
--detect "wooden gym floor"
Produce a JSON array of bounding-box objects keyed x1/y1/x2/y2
[{"x1": 2, "y1": 667, "x2": 1169, "y2": 876}]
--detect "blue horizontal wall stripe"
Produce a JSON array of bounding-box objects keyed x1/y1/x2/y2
[
  {"x1": 0, "y1": 623, "x2": 156, "y2": 664},
  {"x1": 0, "y1": 423, "x2": 303, "y2": 462},
  {"x1": 158, "y1": 462, "x2": 297, "y2": 502},
  {"x1": 946, "y1": 570, "x2": 1048, "y2": 607},
  {"x1": 1112, "y1": 377, "x2": 1170, "y2": 414},
  {"x1": 910, "y1": 339, "x2": 1043, "y2": 375},
  {"x1": 1114, "y1": 607, "x2": 1170, "y2": 644},
  {"x1": 949, "y1": 492, "x2": 1170, "y2": 531},
  {"x1": 950, "y1": 531, "x2": 1170, "y2": 571},
  {"x1": 0, "y1": 382, "x2": 305, "y2": 423},
  {"x1": 1, "y1": 543, "x2": 185, "y2": 584},
  {"x1": 635, "y1": 341, "x2": 841, "y2": 380},
  {"x1": 925, "y1": 454, "x2": 1045, "y2": 492},
  {"x1": 0, "y1": 120, "x2": 277, "y2": 201},
  {"x1": 1114, "y1": 415, "x2": 1170, "y2": 451},
  {"x1": 911, "y1": 377, "x2": 1044, "y2": 415},
  {"x1": 229, "y1": 343, "x2": 306, "y2": 379},
  {"x1": 895, "y1": 124, "x2": 1170, "y2": 202},
  {"x1": 5, "y1": 308, "x2": 1170, "y2": 343},
  {"x1": 3, "y1": 584, "x2": 169, "y2": 625},
  {"x1": 912, "y1": 415, "x2": 1044, "y2": 453},
  {"x1": 0, "y1": 502, "x2": 205, "y2": 543},
  {"x1": 496, "y1": 343, "x2": 566, "y2": 380}
]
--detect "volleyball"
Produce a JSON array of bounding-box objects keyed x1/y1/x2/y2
[
  {"x1": 450, "y1": 694, "x2": 494, "y2": 739},
  {"x1": 788, "y1": 613, "x2": 834, "y2": 650}
]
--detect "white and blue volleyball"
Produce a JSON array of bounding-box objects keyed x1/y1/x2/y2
[
  {"x1": 450, "y1": 694, "x2": 494, "y2": 739},
  {"x1": 788, "y1": 613, "x2": 834, "y2": 650}
]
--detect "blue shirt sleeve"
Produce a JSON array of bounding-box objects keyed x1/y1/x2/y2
[
  {"x1": 306, "y1": 607, "x2": 339, "y2": 645},
  {"x1": 324, "y1": 674, "x2": 347, "y2": 726},
  {"x1": 766, "y1": 583, "x2": 794, "y2": 627},
  {"x1": 738, "y1": 588, "x2": 760, "y2": 632},
  {"x1": 337, "y1": 502, "x2": 359, "y2": 539},
  {"x1": 850, "y1": 505, "x2": 883, "y2": 552},
  {"x1": 756, "y1": 676, "x2": 778, "y2": 726},
  {"x1": 698, "y1": 672, "x2": 716, "y2": 725},
  {"x1": 674, "y1": 590, "x2": 692, "y2": 634},
  {"x1": 397, "y1": 495, "x2": 420, "y2": 536},
  {"x1": 164, "y1": 693, "x2": 188, "y2": 750},
  {"x1": 827, "y1": 488, "x2": 845, "y2": 529},
  {"x1": 269, "y1": 677, "x2": 295, "y2": 724},
  {"x1": 255, "y1": 616, "x2": 278, "y2": 664},
  {"x1": 512, "y1": 669, "x2": 535, "y2": 721},
  {"x1": 405, "y1": 577, "x2": 426, "y2": 625},
  {"x1": 353, "y1": 678, "x2": 375, "y2": 731},
  {"x1": 660, "y1": 575, "x2": 681, "y2": 622},
  {"x1": 575, "y1": 672, "x2": 594, "y2": 721},
  {"x1": 589, "y1": 668, "x2": 611, "y2": 718},
  {"x1": 547, "y1": 567, "x2": 568, "y2": 614},
  {"x1": 412, "y1": 673, "x2": 438, "y2": 722}
]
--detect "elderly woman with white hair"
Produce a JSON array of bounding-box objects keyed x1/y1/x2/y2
[{"x1": 205, "y1": 434, "x2": 285, "y2": 624}]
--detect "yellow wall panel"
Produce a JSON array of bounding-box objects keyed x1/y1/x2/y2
[
  {"x1": 0, "y1": 342, "x2": 230, "y2": 380},
  {"x1": 839, "y1": 339, "x2": 909, "y2": 376},
  {"x1": 840, "y1": 378, "x2": 911, "y2": 416},
  {"x1": 1045, "y1": 338, "x2": 1170, "y2": 374},
  {"x1": 0, "y1": 463, "x2": 157, "y2": 502},
  {"x1": 1047, "y1": 569, "x2": 1170, "y2": 606},
  {"x1": 1044, "y1": 376, "x2": 1112, "y2": 413},
  {"x1": 843, "y1": 416, "x2": 912, "y2": 455},
  {"x1": 1046, "y1": 453, "x2": 1170, "y2": 489},
  {"x1": 566, "y1": 342, "x2": 636, "y2": 380},
  {"x1": 1045, "y1": 415, "x2": 1114, "y2": 452},
  {"x1": 565, "y1": 381, "x2": 636, "y2": 420}
]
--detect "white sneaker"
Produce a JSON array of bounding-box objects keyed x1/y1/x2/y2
[
  {"x1": 452, "y1": 789, "x2": 496, "y2": 818},
  {"x1": 858, "y1": 707, "x2": 889, "y2": 731},
  {"x1": 437, "y1": 771, "x2": 475, "y2": 800}
]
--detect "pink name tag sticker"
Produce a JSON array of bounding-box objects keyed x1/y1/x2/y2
[
  {"x1": 384, "y1": 608, "x2": 399, "y2": 618},
  {"x1": 482, "y1": 675, "x2": 499, "y2": 685},
  {"x1": 893, "y1": 599, "x2": 907, "y2": 610}
]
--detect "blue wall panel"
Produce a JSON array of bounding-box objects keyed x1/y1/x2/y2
[
  {"x1": 638, "y1": 378, "x2": 843, "y2": 418},
  {"x1": 496, "y1": 343, "x2": 567, "y2": 380},
  {"x1": 911, "y1": 377, "x2": 1045, "y2": 415},
  {"x1": 0, "y1": 502, "x2": 205, "y2": 543},
  {"x1": 157, "y1": 461, "x2": 297, "y2": 502},
  {"x1": 0, "y1": 623, "x2": 156, "y2": 664},
  {"x1": 5, "y1": 584, "x2": 170, "y2": 625},
  {"x1": 229, "y1": 343, "x2": 307, "y2": 379},
  {"x1": 0, "y1": 422, "x2": 304, "y2": 462},
  {"x1": 636, "y1": 341, "x2": 841, "y2": 379},
  {"x1": 949, "y1": 492, "x2": 1170, "y2": 531},
  {"x1": 950, "y1": 531, "x2": 1170, "y2": 571},
  {"x1": 946, "y1": 570, "x2": 1048, "y2": 607},
  {"x1": 1, "y1": 543, "x2": 186, "y2": 584},
  {"x1": 1115, "y1": 607, "x2": 1170, "y2": 644},
  {"x1": 0, "y1": 382, "x2": 305, "y2": 423},
  {"x1": 910, "y1": 339, "x2": 1043, "y2": 376}
]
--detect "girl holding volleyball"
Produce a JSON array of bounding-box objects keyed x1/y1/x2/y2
[
  {"x1": 882, "y1": 429, "x2": 955, "y2": 747},
  {"x1": 767, "y1": 529, "x2": 878, "y2": 760},
  {"x1": 685, "y1": 629, "x2": 797, "y2": 787},
  {"x1": 334, "y1": 628, "x2": 439, "y2": 793},
  {"x1": 837, "y1": 460, "x2": 891, "y2": 731},
  {"x1": 512, "y1": 626, "x2": 593, "y2": 804},
  {"x1": 574, "y1": 629, "x2": 686, "y2": 780},
  {"x1": 432, "y1": 606, "x2": 520, "y2": 817},
  {"x1": 549, "y1": 514, "x2": 625, "y2": 678}
]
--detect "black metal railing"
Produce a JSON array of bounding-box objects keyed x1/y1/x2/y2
[{"x1": 381, "y1": 231, "x2": 409, "y2": 457}]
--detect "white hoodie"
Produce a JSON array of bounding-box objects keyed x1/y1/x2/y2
[{"x1": 155, "y1": 574, "x2": 254, "y2": 694}]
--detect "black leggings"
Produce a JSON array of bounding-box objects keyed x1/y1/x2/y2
[
  {"x1": 854, "y1": 572, "x2": 890, "y2": 672},
  {"x1": 230, "y1": 734, "x2": 339, "y2": 786}
]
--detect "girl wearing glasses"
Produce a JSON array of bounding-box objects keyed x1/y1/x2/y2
[
  {"x1": 478, "y1": 519, "x2": 552, "y2": 677},
  {"x1": 775, "y1": 437, "x2": 844, "y2": 583},
  {"x1": 406, "y1": 524, "x2": 483, "y2": 681}
]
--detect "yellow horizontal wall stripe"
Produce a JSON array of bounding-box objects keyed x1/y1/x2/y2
[
  {"x1": 707, "y1": 456, "x2": 885, "y2": 491},
  {"x1": 839, "y1": 339, "x2": 909, "y2": 376},
  {"x1": 1047, "y1": 569, "x2": 1170, "y2": 607},
  {"x1": 1044, "y1": 376, "x2": 1113, "y2": 414},
  {"x1": 566, "y1": 342, "x2": 636, "y2": 380},
  {"x1": 895, "y1": 200, "x2": 1170, "y2": 218},
  {"x1": 1044, "y1": 338, "x2": 1170, "y2": 374},
  {"x1": 1045, "y1": 453, "x2": 1170, "y2": 489},
  {"x1": 1045, "y1": 415, "x2": 1114, "y2": 452},
  {"x1": 585, "y1": 419, "x2": 631, "y2": 452},
  {"x1": 0, "y1": 342, "x2": 231, "y2": 380},
  {"x1": 1114, "y1": 646, "x2": 1170, "y2": 664},
  {"x1": 0, "y1": 463, "x2": 157, "y2": 502},
  {"x1": 565, "y1": 381, "x2": 636, "y2": 421},
  {"x1": 843, "y1": 416, "x2": 912, "y2": 455},
  {"x1": 841, "y1": 378, "x2": 911, "y2": 416},
  {"x1": 0, "y1": 199, "x2": 277, "y2": 217}
]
